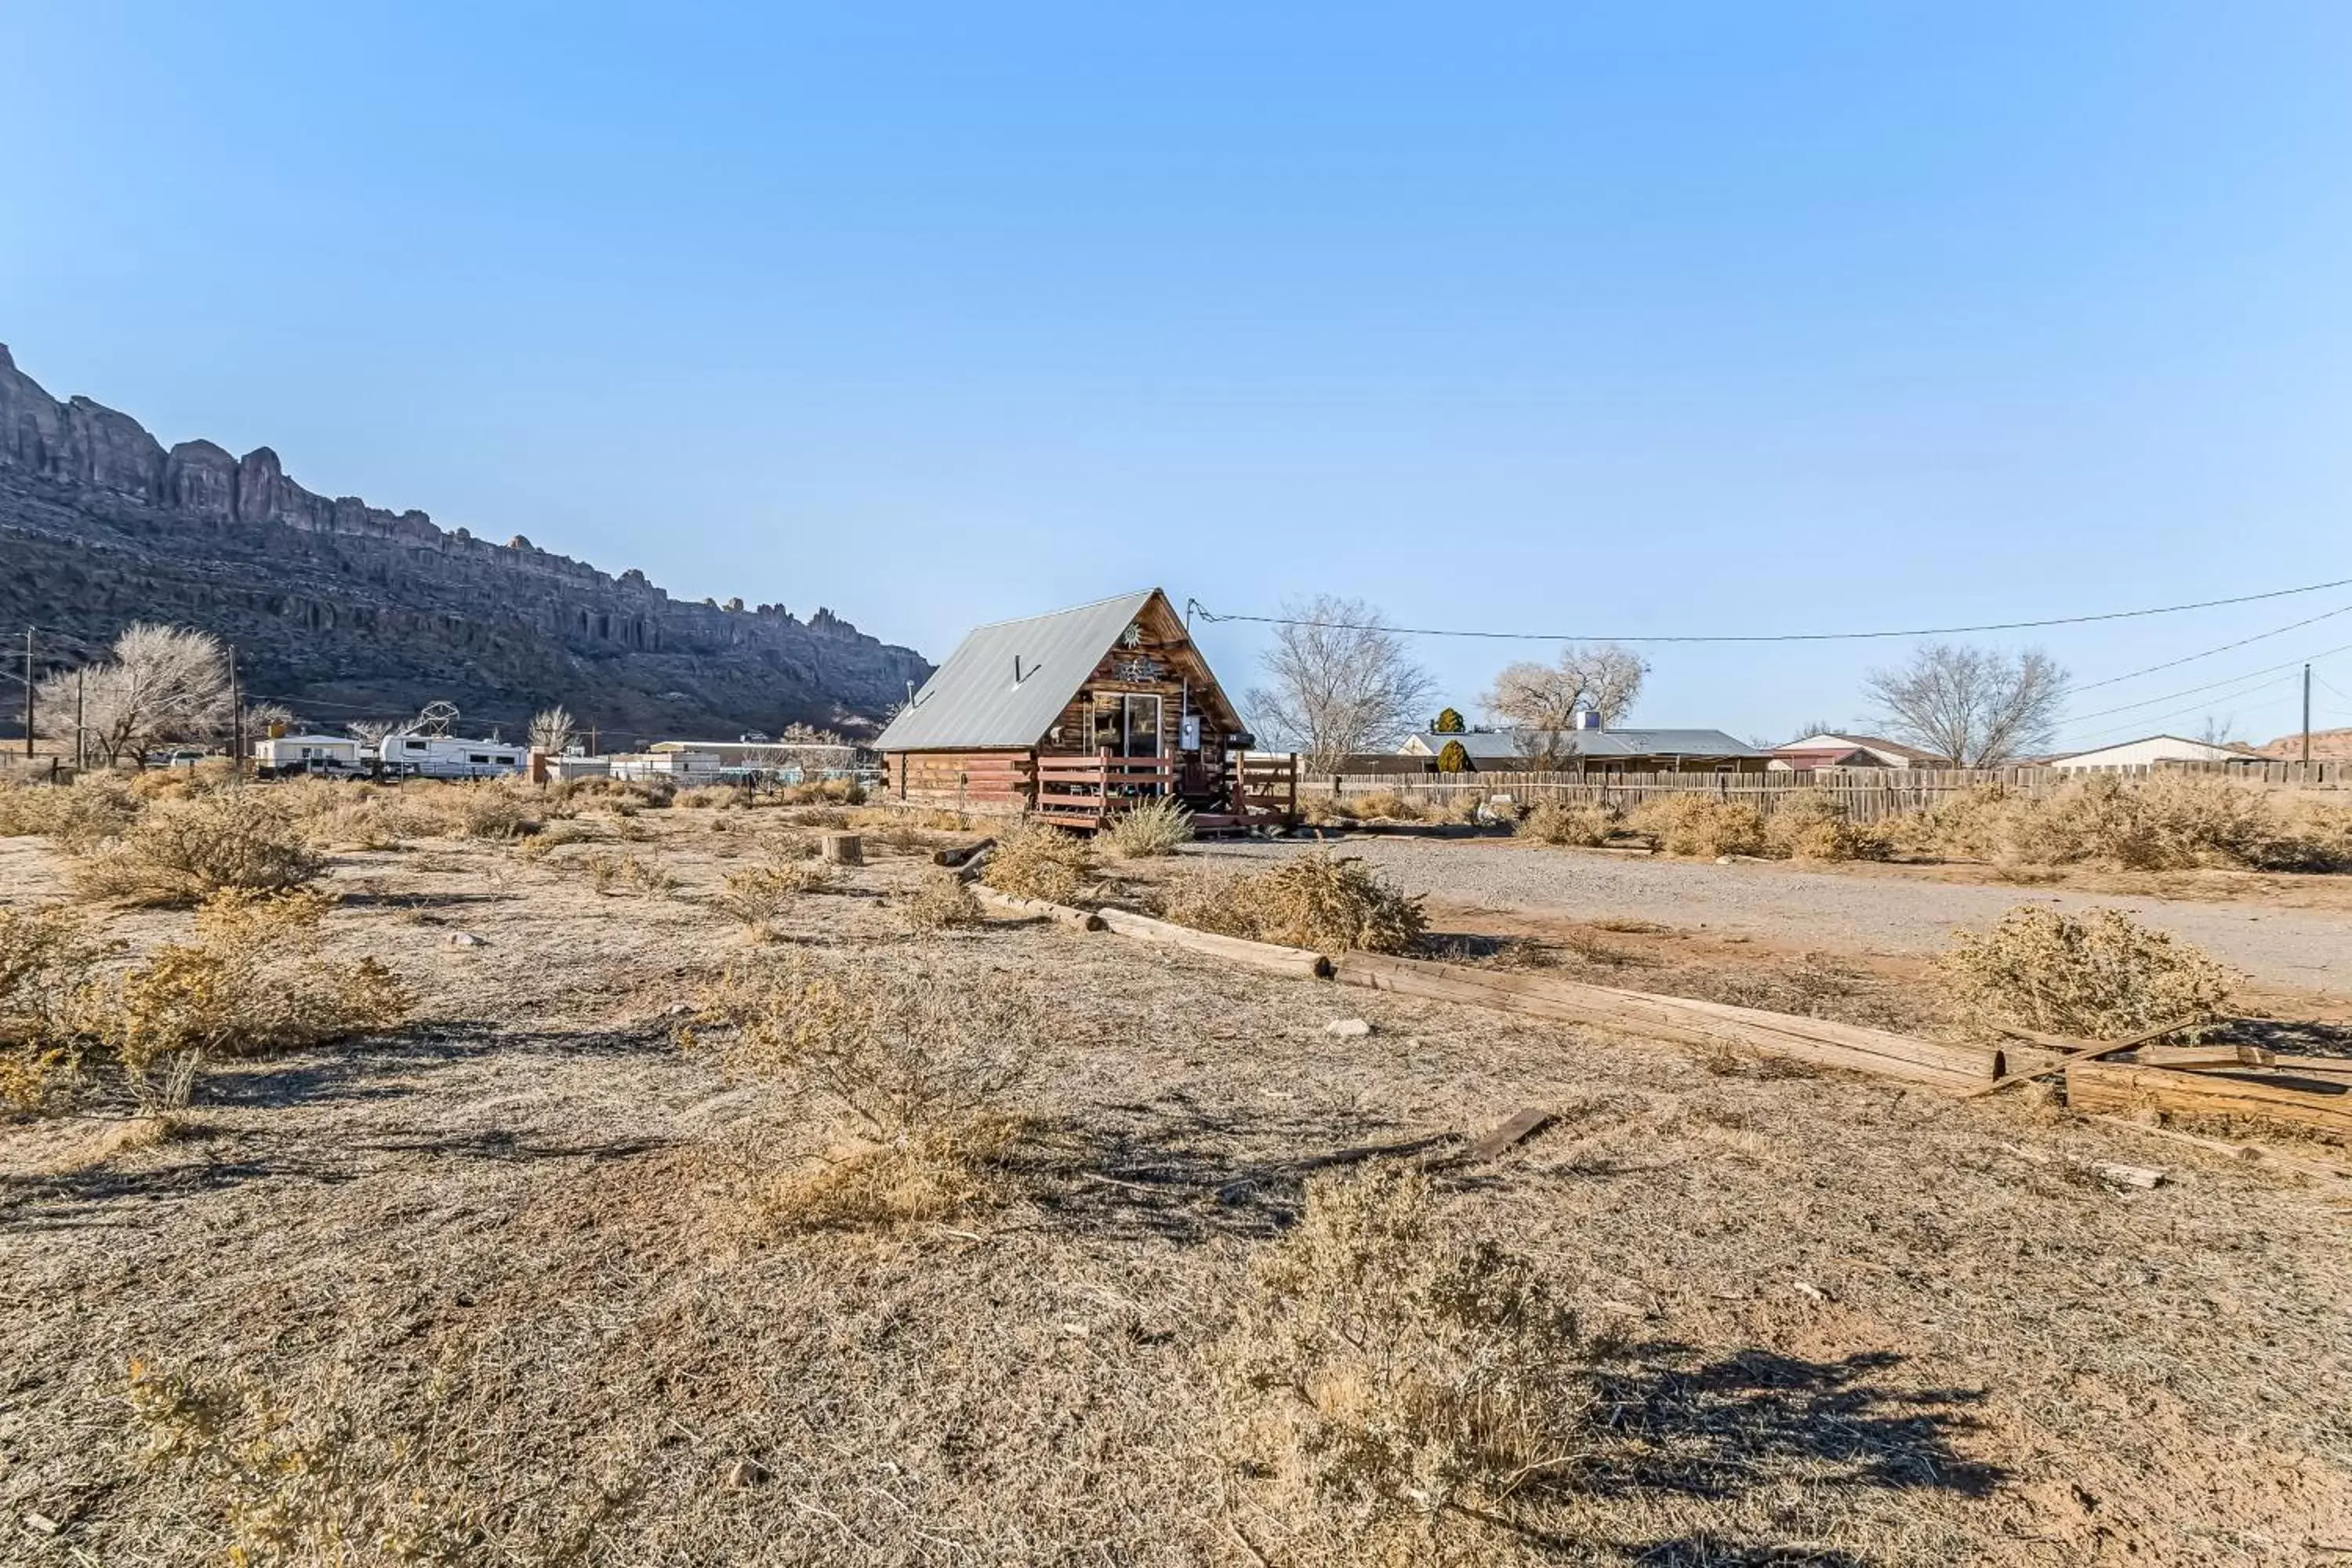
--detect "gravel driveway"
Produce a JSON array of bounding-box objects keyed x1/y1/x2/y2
[{"x1": 1196, "y1": 836, "x2": 2350, "y2": 1000}]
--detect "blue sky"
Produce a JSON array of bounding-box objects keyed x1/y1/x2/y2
[{"x1": 9, "y1": 1, "x2": 2352, "y2": 748}]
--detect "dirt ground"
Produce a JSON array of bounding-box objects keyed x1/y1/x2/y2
[{"x1": 4, "y1": 802, "x2": 2351, "y2": 1566}]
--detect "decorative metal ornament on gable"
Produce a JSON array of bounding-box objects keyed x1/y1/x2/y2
[
  {"x1": 1120, "y1": 621, "x2": 1145, "y2": 648},
  {"x1": 1112, "y1": 655, "x2": 1163, "y2": 683}
]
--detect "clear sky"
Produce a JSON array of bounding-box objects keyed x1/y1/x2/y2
[{"x1": 9, "y1": 2, "x2": 2352, "y2": 750}]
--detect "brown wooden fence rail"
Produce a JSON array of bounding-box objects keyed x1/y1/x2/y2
[
  {"x1": 1298, "y1": 759, "x2": 2344, "y2": 825},
  {"x1": 1033, "y1": 754, "x2": 1178, "y2": 829}
]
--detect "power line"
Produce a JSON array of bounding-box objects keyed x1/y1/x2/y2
[
  {"x1": 2053, "y1": 640, "x2": 2352, "y2": 726},
  {"x1": 2071, "y1": 601, "x2": 2352, "y2": 692},
  {"x1": 1186, "y1": 574, "x2": 2352, "y2": 645},
  {"x1": 2054, "y1": 673, "x2": 2307, "y2": 748}
]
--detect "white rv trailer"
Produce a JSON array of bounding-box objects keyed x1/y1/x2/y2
[{"x1": 377, "y1": 732, "x2": 527, "y2": 779}]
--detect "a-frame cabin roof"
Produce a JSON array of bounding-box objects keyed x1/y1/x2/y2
[{"x1": 877, "y1": 588, "x2": 1235, "y2": 752}]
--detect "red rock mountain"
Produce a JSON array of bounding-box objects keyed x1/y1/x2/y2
[{"x1": 0, "y1": 344, "x2": 930, "y2": 742}]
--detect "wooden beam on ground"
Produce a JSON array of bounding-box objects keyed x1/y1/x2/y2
[
  {"x1": 1969, "y1": 1017, "x2": 2206, "y2": 1100},
  {"x1": 2135, "y1": 1044, "x2": 2276, "y2": 1069},
  {"x1": 968, "y1": 885, "x2": 1104, "y2": 931},
  {"x1": 2067, "y1": 1060, "x2": 2352, "y2": 1138},
  {"x1": 1329, "y1": 951, "x2": 1993, "y2": 1093},
  {"x1": 1467, "y1": 1107, "x2": 1553, "y2": 1161},
  {"x1": 1094, "y1": 907, "x2": 1331, "y2": 980},
  {"x1": 932, "y1": 837, "x2": 996, "y2": 868},
  {"x1": 2092, "y1": 1116, "x2": 2352, "y2": 1186}
]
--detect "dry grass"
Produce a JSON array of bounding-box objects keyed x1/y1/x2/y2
[
  {"x1": 898, "y1": 869, "x2": 984, "y2": 931},
  {"x1": 583, "y1": 851, "x2": 678, "y2": 898},
  {"x1": 1933, "y1": 904, "x2": 2239, "y2": 1040},
  {"x1": 1100, "y1": 798, "x2": 1195, "y2": 859},
  {"x1": 1630, "y1": 795, "x2": 1767, "y2": 858},
  {"x1": 981, "y1": 819, "x2": 1095, "y2": 904},
  {"x1": 67, "y1": 791, "x2": 326, "y2": 906},
  {"x1": 1348, "y1": 790, "x2": 1421, "y2": 822},
  {"x1": 1216, "y1": 1167, "x2": 1594, "y2": 1552},
  {"x1": 1513, "y1": 798, "x2": 1617, "y2": 848},
  {"x1": 1886, "y1": 774, "x2": 2352, "y2": 873},
  {"x1": 0, "y1": 775, "x2": 147, "y2": 848},
  {"x1": 0, "y1": 906, "x2": 118, "y2": 1111},
  {"x1": 1163, "y1": 853, "x2": 1426, "y2": 953},
  {"x1": 1299, "y1": 795, "x2": 1358, "y2": 826}
]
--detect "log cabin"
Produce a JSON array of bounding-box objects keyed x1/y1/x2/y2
[{"x1": 875, "y1": 588, "x2": 1295, "y2": 829}]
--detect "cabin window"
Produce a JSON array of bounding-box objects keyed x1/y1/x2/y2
[{"x1": 1121, "y1": 694, "x2": 1162, "y2": 759}]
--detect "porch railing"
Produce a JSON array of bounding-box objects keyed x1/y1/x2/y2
[{"x1": 1033, "y1": 753, "x2": 1177, "y2": 827}]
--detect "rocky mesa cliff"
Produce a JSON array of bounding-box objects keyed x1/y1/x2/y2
[{"x1": 0, "y1": 343, "x2": 931, "y2": 742}]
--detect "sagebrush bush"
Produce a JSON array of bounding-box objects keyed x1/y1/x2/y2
[
  {"x1": 1101, "y1": 798, "x2": 1194, "y2": 859},
  {"x1": 583, "y1": 851, "x2": 676, "y2": 897},
  {"x1": 1216, "y1": 1167, "x2": 1593, "y2": 1534},
  {"x1": 1631, "y1": 795, "x2": 1767, "y2": 858},
  {"x1": 1298, "y1": 796, "x2": 1357, "y2": 826},
  {"x1": 1883, "y1": 774, "x2": 2352, "y2": 873},
  {"x1": 9, "y1": 891, "x2": 408, "y2": 1112},
  {"x1": 1161, "y1": 853, "x2": 1425, "y2": 953},
  {"x1": 686, "y1": 956, "x2": 1047, "y2": 1227},
  {"x1": 0, "y1": 775, "x2": 146, "y2": 848},
  {"x1": 1762, "y1": 792, "x2": 1890, "y2": 862},
  {"x1": 713, "y1": 859, "x2": 833, "y2": 931},
  {"x1": 69, "y1": 792, "x2": 325, "y2": 906},
  {"x1": 982, "y1": 820, "x2": 1095, "y2": 904},
  {"x1": 452, "y1": 789, "x2": 541, "y2": 841},
  {"x1": 1348, "y1": 791, "x2": 1421, "y2": 822},
  {"x1": 899, "y1": 870, "x2": 983, "y2": 931},
  {"x1": 1514, "y1": 797, "x2": 1617, "y2": 848},
  {"x1": 1933, "y1": 904, "x2": 2237, "y2": 1040}
]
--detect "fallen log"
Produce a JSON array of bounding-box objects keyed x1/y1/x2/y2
[
  {"x1": 1328, "y1": 951, "x2": 1993, "y2": 1092},
  {"x1": 2067, "y1": 1060, "x2": 2352, "y2": 1138},
  {"x1": 968, "y1": 886, "x2": 1104, "y2": 931},
  {"x1": 1094, "y1": 908, "x2": 1331, "y2": 980},
  {"x1": 933, "y1": 837, "x2": 996, "y2": 869}
]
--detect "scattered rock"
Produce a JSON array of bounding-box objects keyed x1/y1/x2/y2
[
  {"x1": 724, "y1": 1459, "x2": 769, "y2": 1490},
  {"x1": 1324, "y1": 1018, "x2": 1374, "y2": 1038},
  {"x1": 446, "y1": 931, "x2": 487, "y2": 948},
  {"x1": 23, "y1": 1512, "x2": 60, "y2": 1536}
]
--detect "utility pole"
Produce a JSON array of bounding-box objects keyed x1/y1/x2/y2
[
  {"x1": 74, "y1": 670, "x2": 85, "y2": 772},
  {"x1": 20, "y1": 627, "x2": 31, "y2": 759},
  {"x1": 2304, "y1": 663, "x2": 2314, "y2": 770},
  {"x1": 228, "y1": 644, "x2": 242, "y2": 779}
]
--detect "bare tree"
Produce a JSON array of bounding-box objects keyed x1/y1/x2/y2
[
  {"x1": 242, "y1": 699, "x2": 300, "y2": 739},
  {"x1": 2197, "y1": 713, "x2": 2238, "y2": 748},
  {"x1": 1863, "y1": 643, "x2": 2067, "y2": 767},
  {"x1": 1244, "y1": 596, "x2": 1434, "y2": 771},
  {"x1": 774, "y1": 721, "x2": 846, "y2": 774},
  {"x1": 346, "y1": 718, "x2": 401, "y2": 748},
  {"x1": 34, "y1": 623, "x2": 234, "y2": 766},
  {"x1": 528, "y1": 704, "x2": 579, "y2": 753},
  {"x1": 1482, "y1": 644, "x2": 1647, "y2": 765}
]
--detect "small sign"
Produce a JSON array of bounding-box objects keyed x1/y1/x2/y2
[{"x1": 1180, "y1": 714, "x2": 1202, "y2": 751}]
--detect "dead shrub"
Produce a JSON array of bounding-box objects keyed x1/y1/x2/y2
[
  {"x1": 0, "y1": 906, "x2": 120, "y2": 1112},
  {"x1": 125, "y1": 1359, "x2": 483, "y2": 1566},
  {"x1": 1215, "y1": 1167, "x2": 1594, "y2": 1540},
  {"x1": 1762, "y1": 792, "x2": 1889, "y2": 862},
  {"x1": 1162, "y1": 853, "x2": 1425, "y2": 954},
  {"x1": 583, "y1": 851, "x2": 675, "y2": 897},
  {"x1": 713, "y1": 859, "x2": 833, "y2": 932},
  {"x1": 898, "y1": 870, "x2": 983, "y2": 931},
  {"x1": 685, "y1": 956, "x2": 1048, "y2": 1227},
  {"x1": 1298, "y1": 796, "x2": 1358, "y2": 826},
  {"x1": 1933, "y1": 904, "x2": 2237, "y2": 1040},
  {"x1": 69, "y1": 792, "x2": 326, "y2": 906},
  {"x1": 1630, "y1": 794, "x2": 1766, "y2": 858},
  {"x1": 0, "y1": 775, "x2": 146, "y2": 848},
  {"x1": 1348, "y1": 790, "x2": 1421, "y2": 822},
  {"x1": 452, "y1": 789, "x2": 540, "y2": 841},
  {"x1": 1514, "y1": 798, "x2": 1616, "y2": 848},
  {"x1": 510, "y1": 822, "x2": 584, "y2": 862},
  {"x1": 38, "y1": 891, "x2": 408, "y2": 1112},
  {"x1": 982, "y1": 819, "x2": 1095, "y2": 905},
  {"x1": 1101, "y1": 798, "x2": 1194, "y2": 859}
]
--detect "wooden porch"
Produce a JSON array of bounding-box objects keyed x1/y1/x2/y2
[{"x1": 1029, "y1": 750, "x2": 1298, "y2": 833}]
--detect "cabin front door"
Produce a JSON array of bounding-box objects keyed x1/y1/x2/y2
[{"x1": 1120, "y1": 694, "x2": 1162, "y2": 760}]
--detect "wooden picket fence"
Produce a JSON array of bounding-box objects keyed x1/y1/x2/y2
[{"x1": 1299, "y1": 758, "x2": 2345, "y2": 826}]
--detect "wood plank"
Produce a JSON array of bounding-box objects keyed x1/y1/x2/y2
[
  {"x1": 1969, "y1": 1017, "x2": 2208, "y2": 1099},
  {"x1": 1094, "y1": 907, "x2": 1332, "y2": 980},
  {"x1": 1329, "y1": 951, "x2": 1990, "y2": 1091},
  {"x1": 1467, "y1": 1107, "x2": 1553, "y2": 1161},
  {"x1": 970, "y1": 886, "x2": 1105, "y2": 931},
  {"x1": 2092, "y1": 1116, "x2": 2352, "y2": 1185},
  {"x1": 2135, "y1": 1044, "x2": 2276, "y2": 1069},
  {"x1": 2067, "y1": 1061, "x2": 2352, "y2": 1136}
]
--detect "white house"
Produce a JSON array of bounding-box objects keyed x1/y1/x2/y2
[
  {"x1": 2045, "y1": 735, "x2": 2250, "y2": 771},
  {"x1": 377, "y1": 732, "x2": 528, "y2": 779},
  {"x1": 252, "y1": 733, "x2": 364, "y2": 773},
  {"x1": 609, "y1": 750, "x2": 721, "y2": 783}
]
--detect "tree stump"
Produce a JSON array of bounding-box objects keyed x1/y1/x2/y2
[{"x1": 821, "y1": 831, "x2": 863, "y2": 866}]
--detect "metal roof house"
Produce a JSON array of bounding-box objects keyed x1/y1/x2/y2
[
  {"x1": 1399, "y1": 720, "x2": 1769, "y2": 772},
  {"x1": 875, "y1": 589, "x2": 1292, "y2": 828}
]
